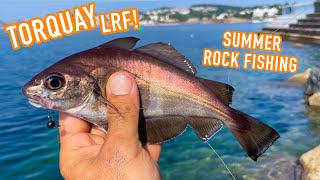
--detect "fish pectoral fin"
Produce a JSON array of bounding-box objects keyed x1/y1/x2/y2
[
  {"x1": 93, "y1": 83, "x2": 119, "y2": 113},
  {"x1": 98, "y1": 37, "x2": 140, "y2": 50},
  {"x1": 188, "y1": 117, "x2": 223, "y2": 142},
  {"x1": 134, "y1": 42, "x2": 197, "y2": 75},
  {"x1": 140, "y1": 116, "x2": 187, "y2": 144},
  {"x1": 198, "y1": 78, "x2": 235, "y2": 105}
]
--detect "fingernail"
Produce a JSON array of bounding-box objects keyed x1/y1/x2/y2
[{"x1": 110, "y1": 74, "x2": 132, "y2": 95}]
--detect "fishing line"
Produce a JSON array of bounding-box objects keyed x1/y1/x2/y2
[
  {"x1": 227, "y1": 69, "x2": 232, "y2": 90},
  {"x1": 208, "y1": 3, "x2": 309, "y2": 180},
  {"x1": 206, "y1": 141, "x2": 236, "y2": 180}
]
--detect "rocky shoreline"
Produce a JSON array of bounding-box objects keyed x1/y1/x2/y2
[
  {"x1": 287, "y1": 68, "x2": 320, "y2": 180},
  {"x1": 289, "y1": 68, "x2": 320, "y2": 107}
]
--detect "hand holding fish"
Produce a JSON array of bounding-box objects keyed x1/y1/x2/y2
[{"x1": 59, "y1": 72, "x2": 161, "y2": 180}]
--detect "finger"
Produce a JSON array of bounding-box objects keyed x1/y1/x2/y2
[
  {"x1": 105, "y1": 72, "x2": 140, "y2": 143},
  {"x1": 59, "y1": 112, "x2": 90, "y2": 143},
  {"x1": 64, "y1": 133, "x2": 105, "y2": 148},
  {"x1": 143, "y1": 144, "x2": 162, "y2": 162},
  {"x1": 90, "y1": 124, "x2": 108, "y2": 140}
]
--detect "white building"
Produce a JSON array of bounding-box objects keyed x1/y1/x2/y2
[
  {"x1": 253, "y1": 7, "x2": 278, "y2": 18},
  {"x1": 191, "y1": 6, "x2": 217, "y2": 12},
  {"x1": 217, "y1": 13, "x2": 227, "y2": 20},
  {"x1": 187, "y1": 18, "x2": 200, "y2": 23},
  {"x1": 179, "y1": 8, "x2": 190, "y2": 15}
]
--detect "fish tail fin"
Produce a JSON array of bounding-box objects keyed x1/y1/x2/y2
[{"x1": 225, "y1": 108, "x2": 280, "y2": 161}]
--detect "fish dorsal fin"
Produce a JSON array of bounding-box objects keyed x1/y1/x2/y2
[
  {"x1": 134, "y1": 42, "x2": 197, "y2": 75},
  {"x1": 198, "y1": 78, "x2": 235, "y2": 105},
  {"x1": 98, "y1": 37, "x2": 140, "y2": 50}
]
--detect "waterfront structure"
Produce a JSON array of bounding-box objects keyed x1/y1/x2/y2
[{"x1": 262, "y1": 0, "x2": 320, "y2": 44}]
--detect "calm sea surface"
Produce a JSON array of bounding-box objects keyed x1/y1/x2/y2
[{"x1": 0, "y1": 23, "x2": 319, "y2": 179}]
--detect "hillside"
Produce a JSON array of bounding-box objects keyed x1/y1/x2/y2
[{"x1": 140, "y1": 4, "x2": 283, "y2": 24}]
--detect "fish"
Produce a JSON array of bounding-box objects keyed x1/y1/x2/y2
[{"x1": 22, "y1": 37, "x2": 280, "y2": 161}]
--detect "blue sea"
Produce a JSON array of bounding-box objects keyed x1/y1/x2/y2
[{"x1": 0, "y1": 23, "x2": 319, "y2": 179}]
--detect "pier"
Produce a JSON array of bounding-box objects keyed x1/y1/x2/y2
[{"x1": 262, "y1": 0, "x2": 320, "y2": 44}]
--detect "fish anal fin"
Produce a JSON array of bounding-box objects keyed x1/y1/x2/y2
[
  {"x1": 198, "y1": 78, "x2": 234, "y2": 105},
  {"x1": 139, "y1": 116, "x2": 187, "y2": 144},
  {"x1": 98, "y1": 37, "x2": 140, "y2": 50},
  {"x1": 134, "y1": 42, "x2": 197, "y2": 75},
  {"x1": 188, "y1": 117, "x2": 223, "y2": 142}
]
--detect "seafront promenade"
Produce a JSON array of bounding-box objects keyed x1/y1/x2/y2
[{"x1": 262, "y1": 0, "x2": 320, "y2": 44}]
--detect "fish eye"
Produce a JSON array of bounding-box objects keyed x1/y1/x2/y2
[{"x1": 44, "y1": 74, "x2": 65, "y2": 91}]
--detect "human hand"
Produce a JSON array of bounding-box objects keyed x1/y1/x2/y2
[{"x1": 58, "y1": 72, "x2": 162, "y2": 180}]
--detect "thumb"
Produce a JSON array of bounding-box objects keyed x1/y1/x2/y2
[{"x1": 105, "y1": 72, "x2": 140, "y2": 144}]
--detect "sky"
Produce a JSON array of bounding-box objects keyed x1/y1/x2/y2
[{"x1": 0, "y1": 0, "x2": 311, "y2": 21}]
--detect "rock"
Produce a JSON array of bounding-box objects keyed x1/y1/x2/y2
[
  {"x1": 265, "y1": 155, "x2": 302, "y2": 180},
  {"x1": 305, "y1": 68, "x2": 320, "y2": 96},
  {"x1": 288, "y1": 68, "x2": 311, "y2": 86},
  {"x1": 308, "y1": 92, "x2": 320, "y2": 107},
  {"x1": 300, "y1": 145, "x2": 320, "y2": 180},
  {"x1": 248, "y1": 153, "x2": 302, "y2": 180}
]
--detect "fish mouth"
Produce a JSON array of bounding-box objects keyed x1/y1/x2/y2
[{"x1": 24, "y1": 93, "x2": 53, "y2": 109}]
